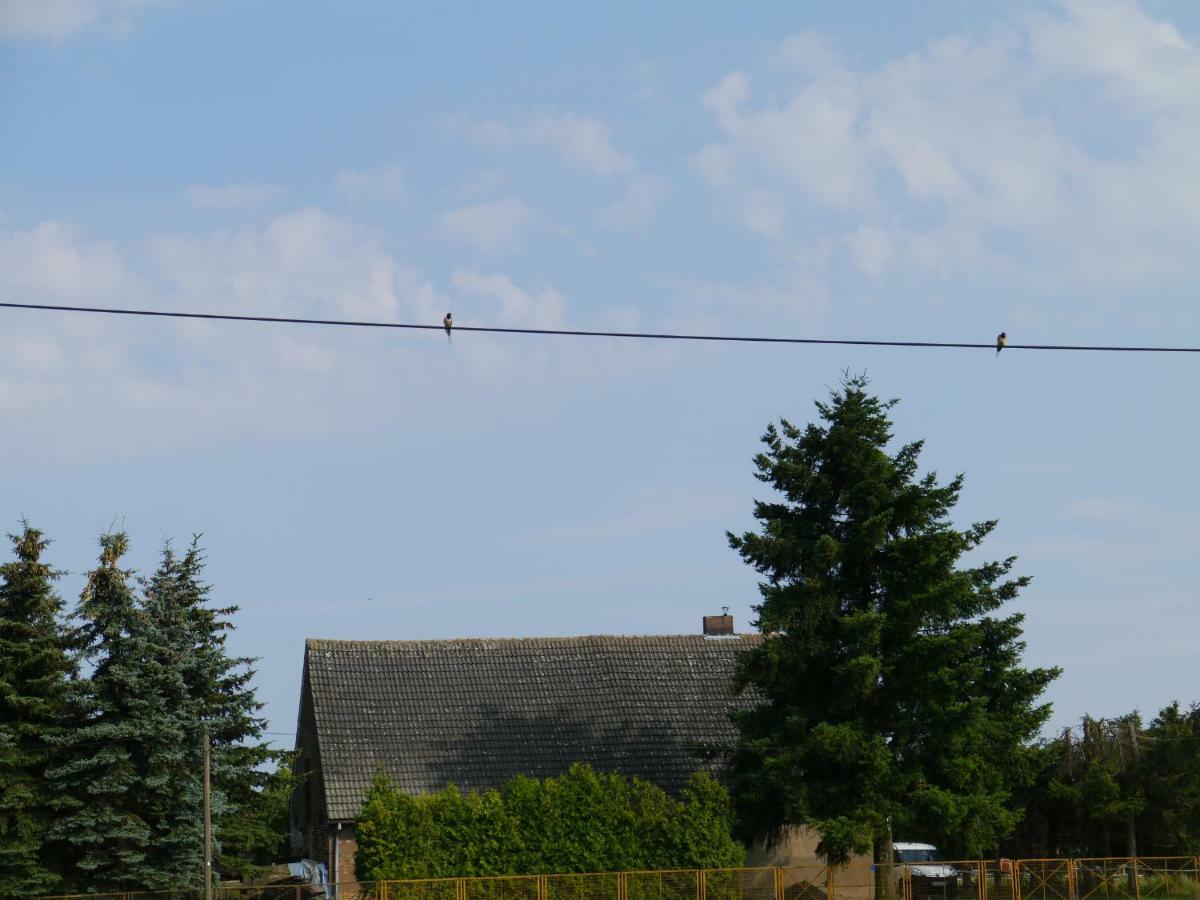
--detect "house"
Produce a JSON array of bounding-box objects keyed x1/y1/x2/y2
[{"x1": 290, "y1": 615, "x2": 769, "y2": 884}]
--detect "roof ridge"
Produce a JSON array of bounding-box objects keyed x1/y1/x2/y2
[{"x1": 306, "y1": 634, "x2": 758, "y2": 649}]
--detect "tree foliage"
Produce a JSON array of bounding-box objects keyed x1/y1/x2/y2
[
  {"x1": 1139, "y1": 703, "x2": 1200, "y2": 855},
  {"x1": 356, "y1": 763, "x2": 745, "y2": 880},
  {"x1": 0, "y1": 525, "x2": 75, "y2": 897},
  {"x1": 1007, "y1": 703, "x2": 1200, "y2": 858},
  {"x1": 45, "y1": 532, "x2": 162, "y2": 889},
  {"x1": 727, "y1": 377, "x2": 1058, "y2": 863},
  {"x1": 216, "y1": 751, "x2": 296, "y2": 879},
  {"x1": 141, "y1": 539, "x2": 273, "y2": 882},
  {"x1": 0, "y1": 526, "x2": 282, "y2": 894}
]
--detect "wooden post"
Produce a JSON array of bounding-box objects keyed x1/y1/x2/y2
[
  {"x1": 1127, "y1": 725, "x2": 1139, "y2": 863},
  {"x1": 203, "y1": 724, "x2": 212, "y2": 900},
  {"x1": 878, "y1": 819, "x2": 897, "y2": 900}
]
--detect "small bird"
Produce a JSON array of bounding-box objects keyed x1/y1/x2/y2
[
  {"x1": 996, "y1": 331, "x2": 1007, "y2": 356},
  {"x1": 443, "y1": 312, "x2": 453, "y2": 343}
]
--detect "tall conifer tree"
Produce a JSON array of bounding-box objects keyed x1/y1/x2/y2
[
  {"x1": 142, "y1": 538, "x2": 271, "y2": 881},
  {"x1": 1139, "y1": 703, "x2": 1200, "y2": 855},
  {"x1": 49, "y1": 534, "x2": 275, "y2": 889},
  {"x1": 46, "y1": 533, "x2": 168, "y2": 890},
  {"x1": 727, "y1": 377, "x2": 1058, "y2": 863},
  {"x1": 0, "y1": 524, "x2": 75, "y2": 896}
]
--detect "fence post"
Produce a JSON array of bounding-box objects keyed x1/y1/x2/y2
[
  {"x1": 700, "y1": 869, "x2": 707, "y2": 900},
  {"x1": 827, "y1": 867, "x2": 836, "y2": 900},
  {"x1": 1132, "y1": 860, "x2": 1140, "y2": 900},
  {"x1": 979, "y1": 861, "x2": 986, "y2": 900},
  {"x1": 774, "y1": 867, "x2": 783, "y2": 900},
  {"x1": 1013, "y1": 862, "x2": 1022, "y2": 900}
]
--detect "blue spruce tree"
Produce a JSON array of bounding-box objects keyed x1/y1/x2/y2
[{"x1": 0, "y1": 525, "x2": 76, "y2": 896}]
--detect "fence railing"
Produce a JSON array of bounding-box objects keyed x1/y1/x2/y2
[{"x1": 28, "y1": 858, "x2": 1200, "y2": 900}]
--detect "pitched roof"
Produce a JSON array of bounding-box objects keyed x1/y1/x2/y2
[{"x1": 303, "y1": 634, "x2": 761, "y2": 821}]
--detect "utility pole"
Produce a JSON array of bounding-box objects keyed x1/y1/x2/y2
[
  {"x1": 203, "y1": 724, "x2": 212, "y2": 900},
  {"x1": 1127, "y1": 722, "x2": 1139, "y2": 860}
]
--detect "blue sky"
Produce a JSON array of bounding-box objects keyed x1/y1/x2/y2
[{"x1": 3, "y1": 0, "x2": 1200, "y2": 745}]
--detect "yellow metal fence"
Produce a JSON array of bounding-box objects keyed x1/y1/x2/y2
[{"x1": 28, "y1": 858, "x2": 1200, "y2": 900}]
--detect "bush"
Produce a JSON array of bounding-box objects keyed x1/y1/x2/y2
[{"x1": 356, "y1": 763, "x2": 745, "y2": 880}]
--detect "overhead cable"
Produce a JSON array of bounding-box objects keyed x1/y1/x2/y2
[{"x1": 3, "y1": 301, "x2": 1199, "y2": 353}]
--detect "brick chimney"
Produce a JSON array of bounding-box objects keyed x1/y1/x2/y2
[{"x1": 703, "y1": 608, "x2": 734, "y2": 636}]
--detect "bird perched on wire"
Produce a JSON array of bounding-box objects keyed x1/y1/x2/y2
[
  {"x1": 996, "y1": 332, "x2": 1007, "y2": 356},
  {"x1": 443, "y1": 312, "x2": 453, "y2": 343}
]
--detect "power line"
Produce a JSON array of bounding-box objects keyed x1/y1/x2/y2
[{"x1": 3, "y1": 300, "x2": 1200, "y2": 353}]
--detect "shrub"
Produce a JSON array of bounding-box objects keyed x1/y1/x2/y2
[{"x1": 356, "y1": 763, "x2": 745, "y2": 880}]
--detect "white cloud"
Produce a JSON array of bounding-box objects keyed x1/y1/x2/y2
[
  {"x1": 184, "y1": 182, "x2": 286, "y2": 211},
  {"x1": 0, "y1": 211, "x2": 454, "y2": 462},
  {"x1": 0, "y1": 0, "x2": 164, "y2": 41},
  {"x1": 437, "y1": 198, "x2": 532, "y2": 254},
  {"x1": 603, "y1": 174, "x2": 667, "y2": 229},
  {"x1": 509, "y1": 485, "x2": 744, "y2": 549},
  {"x1": 629, "y1": 61, "x2": 665, "y2": 109},
  {"x1": 0, "y1": 210, "x2": 677, "y2": 462},
  {"x1": 695, "y1": 0, "x2": 1200, "y2": 292},
  {"x1": 845, "y1": 226, "x2": 895, "y2": 280},
  {"x1": 457, "y1": 169, "x2": 510, "y2": 199},
  {"x1": 0, "y1": 219, "x2": 132, "y2": 300},
  {"x1": 768, "y1": 31, "x2": 842, "y2": 75},
  {"x1": 452, "y1": 110, "x2": 664, "y2": 230},
  {"x1": 455, "y1": 111, "x2": 635, "y2": 177},
  {"x1": 334, "y1": 164, "x2": 407, "y2": 203},
  {"x1": 700, "y1": 70, "x2": 876, "y2": 212},
  {"x1": 1029, "y1": 0, "x2": 1198, "y2": 110},
  {"x1": 450, "y1": 270, "x2": 565, "y2": 330}
]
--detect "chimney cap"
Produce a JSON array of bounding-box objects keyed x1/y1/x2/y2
[{"x1": 703, "y1": 613, "x2": 734, "y2": 636}]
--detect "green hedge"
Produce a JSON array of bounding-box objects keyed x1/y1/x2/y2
[{"x1": 355, "y1": 763, "x2": 745, "y2": 880}]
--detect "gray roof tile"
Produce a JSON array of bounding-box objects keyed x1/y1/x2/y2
[{"x1": 303, "y1": 634, "x2": 761, "y2": 821}]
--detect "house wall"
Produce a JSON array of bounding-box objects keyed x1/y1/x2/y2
[
  {"x1": 291, "y1": 663, "x2": 331, "y2": 861},
  {"x1": 747, "y1": 826, "x2": 874, "y2": 900},
  {"x1": 329, "y1": 824, "x2": 358, "y2": 889},
  {"x1": 746, "y1": 825, "x2": 826, "y2": 867},
  {"x1": 746, "y1": 823, "x2": 875, "y2": 869}
]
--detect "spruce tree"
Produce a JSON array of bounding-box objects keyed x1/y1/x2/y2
[
  {"x1": 1048, "y1": 715, "x2": 1144, "y2": 857},
  {"x1": 49, "y1": 534, "x2": 275, "y2": 889},
  {"x1": 142, "y1": 538, "x2": 271, "y2": 881},
  {"x1": 45, "y1": 533, "x2": 167, "y2": 890},
  {"x1": 1138, "y1": 703, "x2": 1200, "y2": 855},
  {"x1": 727, "y1": 376, "x2": 1058, "y2": 863},
  {"x1": 0, "y1": 524, "x2": 75, "y2": 896}
]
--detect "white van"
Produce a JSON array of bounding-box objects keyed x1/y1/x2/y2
[{"x1": 893, "y1": 843, "x2": 961, "y2": 897}]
